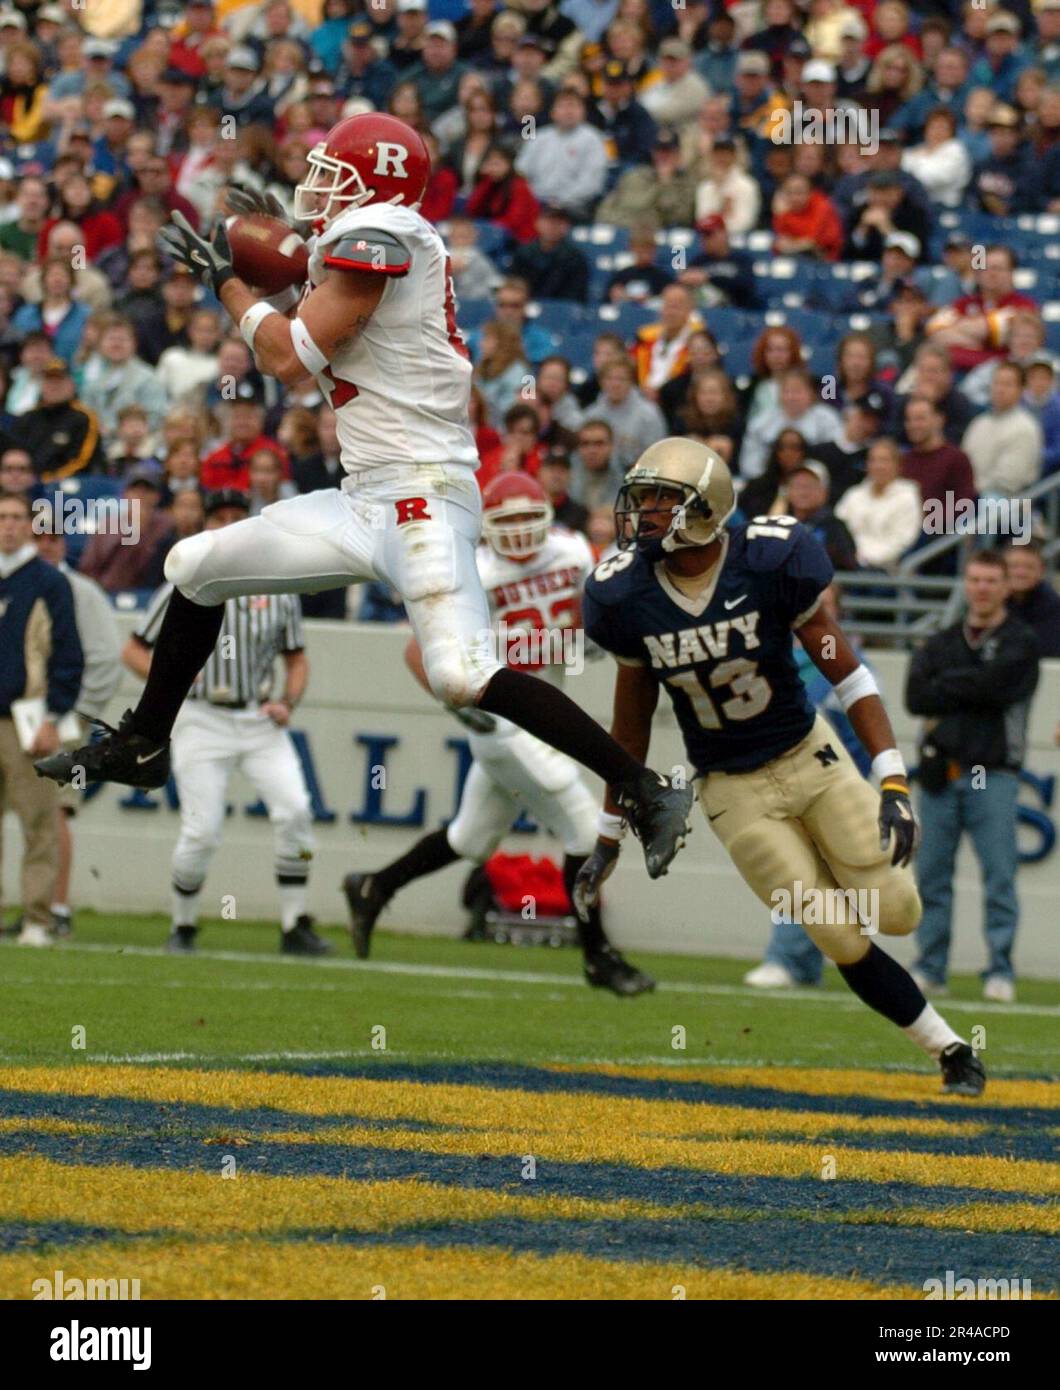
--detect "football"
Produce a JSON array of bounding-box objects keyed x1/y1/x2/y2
[{"x1": 226, "y1": 212, "x2": 309, "y2": 294}]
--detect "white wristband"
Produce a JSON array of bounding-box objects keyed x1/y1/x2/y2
[
  {"x1": 597, "y1": 810, "x2": 627, "y2": 842},
  {"x1": 872, "y1": 749, "x2": 907, "y2": 784},
  {"x1": 240, "y1": 301, "x2": 279, "y2": 349},
  {"x1": 290, "y1": 316, "x2": 328, "y2": 377},
  {"x1": 834, "y1": 663, "x2": 879, "y2": 712}
]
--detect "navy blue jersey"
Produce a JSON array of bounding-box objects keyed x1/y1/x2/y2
[{"x1": 583, "y1": 518, "x2": 834, "y2": 774}]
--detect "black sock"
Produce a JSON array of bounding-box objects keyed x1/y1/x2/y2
[
  {"x1": 478, "y1": 668, "x2": 643, "y2": 788},
  {"x1": 563, "y1": 853, "x2": 607, "y2": 957},
  {"x1": 372, "y1": 827, "x2": 460, "y2": 902},
  {"x1": 129, "y1": 590, "x2": 225, "y2": 743},
  {"x1": 838, "y1": 943, "x2": 926, "y2": 1029}
]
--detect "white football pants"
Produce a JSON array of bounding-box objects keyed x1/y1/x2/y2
[
  {"x1": 446, "y1": 724, "x2": 597, "y2": 861},
  {"x1": 170, "y1": 703, "x2": 314, "y2": 892},
  {"x1": 164, "y1": 464, "x2": 502, "y2": 706}
]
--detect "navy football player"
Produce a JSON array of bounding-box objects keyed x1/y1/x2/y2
[{"x1": 575, "y1": 438, "x2": 985, "y2": 1095}]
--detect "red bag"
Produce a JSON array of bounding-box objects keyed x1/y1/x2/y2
[{"x1": 482, "y1": 852, "x2": 570, "y2": 918}]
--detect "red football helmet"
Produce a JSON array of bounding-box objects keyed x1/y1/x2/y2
[
  {"x1": 482, "y1": 472, "x2": 554, "y2": 560},
  {"x1": 293, "y1": 113, "x2": 431, "y2": 224}
]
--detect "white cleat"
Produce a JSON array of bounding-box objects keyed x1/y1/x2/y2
[
  {"x1": 743, "y1": 961, "x2": 798, "y2": 989},
  {"x1": 17, "y1": 922, "x2": 52, "y2": 947},
  {"x1": 983, "y1": 975, "x2": 1016, "y2": 1004},
  {"x1": 910, "y1": 968, "x2": 949, "y2": 998}
]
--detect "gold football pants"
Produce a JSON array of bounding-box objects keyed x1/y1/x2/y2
[{"x1": 697, "y1": 716, "x2": 921, "y2": 964}]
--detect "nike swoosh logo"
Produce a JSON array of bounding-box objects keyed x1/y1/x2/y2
[
  {"x1": 707, "y1": 810, "x2": 726, "y2": 822},
  {"x1": 136, "y1": 748, "x2": 166, "y2": 765},
  {"x1": 724, "y1": 596, "x2": 747, "y2": 610}
]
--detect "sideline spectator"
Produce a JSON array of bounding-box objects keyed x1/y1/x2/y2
[
  {"x1": 0, "y1": 490, "x2": 83, "y2": 947},
  {"x1": 961, "y1": 362, "x2": 1043, "y2": 501},
  {"x1": 79, "y1": 469, "x2": 175, "y2": 595},
  {"x1": 588, "y1": 357, "x2": 666, "y2": 471},
  {"x1": 1003, "y1": 542, "x2": 1060, "y2": 659},
  {"x1": 515, "y1": 88, "x2": 609, "y2": 219},
  {"x1": 906, "y1": 551, "x2": 1040, "y2": 1002},
  {"x1": 510, "y1": 203, "x2": 590, "y2": 303},
  {"x1": 834, "y1": 437, "x2": 922, "y2": 571},
  {"x1": 10, "y1": 358, "x2": 103, "y2": 484}
]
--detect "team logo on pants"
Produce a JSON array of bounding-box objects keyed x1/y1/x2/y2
[{"x1": 394, "y1": 498, "x2": 431, "y2": 525}]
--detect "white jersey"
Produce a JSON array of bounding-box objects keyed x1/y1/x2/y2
[
  {"x1": 306, "y1": 203, "x2": 478, "y2": 472},
  {"x1": 477, "y1": 526, "x2": 595, "y2": 680}
]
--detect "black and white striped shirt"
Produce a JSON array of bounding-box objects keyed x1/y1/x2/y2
[{"x1": 135, "y1": 585, "x2": 304, "y2": 706}]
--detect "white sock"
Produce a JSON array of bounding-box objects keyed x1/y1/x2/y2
[
  {"x1": 51, "y1": 904, "x2": 71, "y2": 917},
  {"x1": 903, "y1": 1003, "x2": 962, "y2": 1060},
  {"x1": 171, "y1": 886, "x2": 200, "y2": 928},
  {"x1": 278, "y1": 881, "x2": 307, "y2": 932}
]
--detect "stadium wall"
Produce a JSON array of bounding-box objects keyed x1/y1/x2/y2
[{"x1": 5, "y1": 619, "x2": 1059, "y2": 977}]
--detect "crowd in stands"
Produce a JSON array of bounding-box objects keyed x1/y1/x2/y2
[{"x1": 0, "y1": 0, "x2": 1057, "y2": 650}]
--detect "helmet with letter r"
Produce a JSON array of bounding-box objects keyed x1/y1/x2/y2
[
  {"x1": 615, "y1": 437, "x2": 735, "y2": 555},
  {"x1": 481, "y1": 471, "x2": 554, "y2": 562},
  {"x1": 293, "y1": 113, "x2": 430, "y2": 225}
]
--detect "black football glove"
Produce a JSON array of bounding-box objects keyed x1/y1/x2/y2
[
  {"x1": 879, "y1": 779, "x2": 919, "y2": 868},
  {"x1": 572, "y1": 837, "x2": 621, "y2": 922},
  {"x1": 447, "y1": 704, "x2": 497, "y2": 734},
  {"x1": 225, "y1": 181, "x2": 290, "y2": 223},
  {"x1": 157, "y1": 211, "x2": 235, "y2": 294}
]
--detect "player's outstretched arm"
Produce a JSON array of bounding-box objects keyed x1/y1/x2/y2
[
  {"x1": 221, "y1": 267, "x2": 385, "y2": 386},
  {"x1": 574, "y1": 663, "x2": 659, "y2": 920},
  {"x1": 795, "y1": 604, "x2": 919, "y2": 868},
  {"x1": 157, "y1": 212, "x2": 385, "y2": 387}
]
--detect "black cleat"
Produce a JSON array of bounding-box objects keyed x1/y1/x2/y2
[
  {"x1": 584, "y1": 946, "x2": 656, "y2": 997},
  {"x1": 281, "y1": 915, "x2": 334, "y2": 956},
  {"x1": 940, "y1": 1042, "x2": 986, "y2": 1097},
  {"x1": 51, "y1": 909, "x2": 73, "y2": 938},
  {"x1": 613, "y1": 771, "x2": 694, "y2": 879},
  {"x1": 166, "y1": 925, "x2": 199, "y2": 954},
  {"x1": 342, "y1": 873, "x2": 388, "y2": 959},
  {"x1": 34, "y1": 710, "x2": 170, "y2": 790}
]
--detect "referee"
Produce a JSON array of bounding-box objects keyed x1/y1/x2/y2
[{"x1": 122, "y1": 489, "x2": 331, "y2": 957}]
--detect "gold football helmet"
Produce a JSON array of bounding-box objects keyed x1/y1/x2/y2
[{"x1": 615, "y1": 438, "x2": 736, "y2": 553}]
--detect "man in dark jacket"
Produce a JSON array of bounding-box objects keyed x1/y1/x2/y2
[
  {"x1": 1004, "y1": 542, "x2": 1060, "y2": 658},
  {"x1": 905, "y1": 550, "x2": 1040, "y2": 1000},
  {"x1": 970, "y1": 104, "x2": 1037, "y2": 218},
  {"x1": 11, "y1": 359, "x2": 104, "y2": 484},
  {"x1": 589, "y1": 61, "x2": 657, "y2": 166},
  {"x1": 678, "y1": 210, "x2": 759, "y2": 310},
  {"x1": 509, "y1": 205, "x2": 590, "y2": 303},
  {"x1": 0, "y1": 489, "x2": 83, "y2": 944}
]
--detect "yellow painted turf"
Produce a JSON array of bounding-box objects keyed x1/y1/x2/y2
[
  {"x1": 2, "y1": 1155, "x2": 1055, "y2": 1245},
  {"x1": 2, "y1": 1063, "x2": 1055, "y2": 1300},
  {"x1": 553, "y1": 1064, "x2": 1060, "y2": 1111},
  {"x1": 0, "y1": 1237, "x2": 924, "y2": 1301}
]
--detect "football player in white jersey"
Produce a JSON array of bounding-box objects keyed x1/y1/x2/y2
[
  {"x1": 342, "y1": 472, "x2": 654, "y2": 995},
  {"x1": 36, "y1": 114, "x2": 692, "y2": 888}
]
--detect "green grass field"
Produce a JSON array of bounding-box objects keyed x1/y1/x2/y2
[
  {"x1": 2, "y1": 910, "x2": 1058, "y2": 1073},
  {"x1": 1, "y1": 914, "x2": 1057, "y2": 1300}
]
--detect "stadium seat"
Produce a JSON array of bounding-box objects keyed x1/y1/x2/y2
[
  {"x1": 455, "y1": 299, "x2": 493, "y2": 332},
  {"x1": 595, "y1": 301, "x2": 657, "y2": 335},
  {"x1": 528, "y1": 299, "x2": 590, "y2": 333}
]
